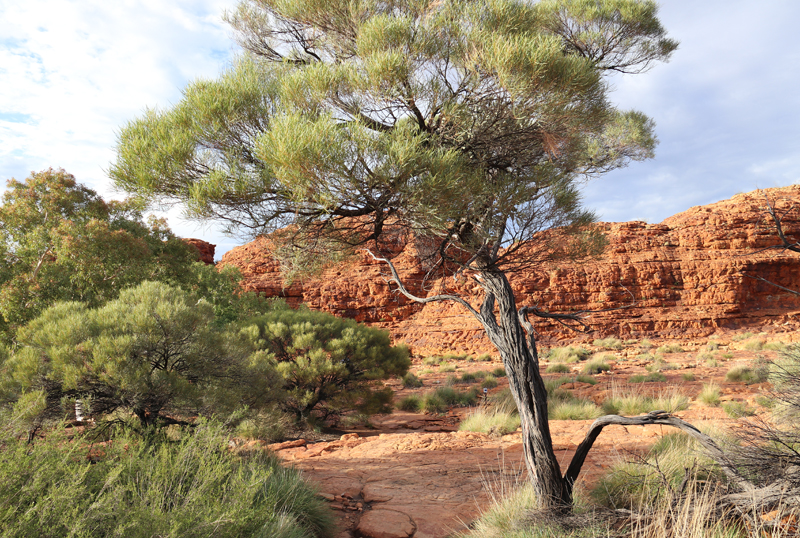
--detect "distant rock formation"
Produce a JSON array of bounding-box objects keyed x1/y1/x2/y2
[
  {"x1": 219, "y1": 186, "x2": 800, "y2": 355},
  {"x1": 183, "y1": 238, "x2": 216, "y2": 265}
]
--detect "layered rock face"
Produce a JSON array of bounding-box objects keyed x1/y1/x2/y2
[
  {"x1": 219, "y1": 187, "x2": 800, "y2": 356},
  {"x1": 183, "y1": 238, "x2": 216, "y2": 264}
]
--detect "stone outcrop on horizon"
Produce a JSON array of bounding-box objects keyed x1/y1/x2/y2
[{"x1": 219, "y1": 186, "x2": 800, "y2": 356}]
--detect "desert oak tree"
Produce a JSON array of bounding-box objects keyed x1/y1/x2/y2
[{"x1": 112, "y1": 0, "x2": 678, "y2": 510}]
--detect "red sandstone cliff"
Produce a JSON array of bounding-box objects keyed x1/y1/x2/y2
[
  {"x1": 219, "y1": 187, "x2": 800, "y2": 355},
  {"x1": 183, "y1": 238, "x2": 216, "y2": 265}
]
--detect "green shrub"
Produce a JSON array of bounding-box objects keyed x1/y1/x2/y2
[
  {"x1": 681, "y1": 372, "x2": 696, "y2": 381},
  {"x1": 546, "y1": 363, "x2": 570, "y2": 373},
  {"x1": 639, "y1": 338, "x2": 653, "y2": 350},
  {"x1": 742, "y1": 338, "x2": 766, "y2": 351},
  {"x1": 242, "y1": 306, "x2": 410, "y2": 421},
  {"x1": 459, "y1": 372, "x2": 478, "y2": 383},
  {"x1": 418, "y1": 368, "x2": 434, "y2": 375},
  {"x1": 655, "y1": 343, "x2": 684, "y2": 354},
  {"x1": 444, "y1": 374, "x2": 460, "y2": 386},
  {"x1": 421, "y1": 387, "x2": 478, "y2": 410},
  {"x1": 754, "y1": 394, "x2": 774, "y2": 408},
  {"x1": 492, "y1": 367, "x2": 507, "y2": 377},
  {"x1": 574, "y1": 374, "x2": 598, "y2": 385},
  {"x1": 546, "y1": 346, "x2": 591, "y2": 363},
  {"x1": 698, "y1": 383, "x2": 722, "y2": 406},
  {"x1": 581, "y1": 358, "x2": 610, "y2": 375},
  {"x1": 439, "y1": 362, "x2": 457, "y2": 373},
  {"x1": 397, "y1": 395, "x2": 422, "y2": 412},
  {"x1": 402, "y1": 372, "x2": 424, "y2": 388},
  {"x1": 422, "y1": 356, "x2": 442, "y2": 366},
  {"x1": 441, "y1": 352, "x2": 469, "y2": 361},
  {"x1": 764, "y1": 341, "x2": 787, "y2": 351},
  {"x1": 475, "y1": 353, "x2": 493, "y2": 362},
  {"x1": 593, "y1": 337, "x2": 623, "y2": 350},
  {"x1": 722, "y1": 401, "x2": 755, "y2": 418},
  {"x1": 490, "y1": 388, "x2": 519, "y2": 415},
  {"x1": 0, "y1": 420, "x2": 335, "y2": 538},
  {"x1": 706, "y1": 340, "x2": 720, "y2": 351}
]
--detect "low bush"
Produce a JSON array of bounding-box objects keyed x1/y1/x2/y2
[
  {"x1": 422, "y1": 356, "x2": 442, "y2": 366},
  {"x1": 602, "y1": 390, "x2": 689, "y2": 416},
  {"x1": 419, "y1": 393, "x2": 447, "y2": 414},
  {"x1": 681, "y1": 372, "x2": 696, "y2": 382},
  {"x1": 639, "y1": 338, "x2": 653, "y2": 350},
  {"x1": 593, "y1": 337, "x2": 623, "y2": 350},
  {"x1": 492, "y1": 367, "x2": 507, "y2": 377},
  {"x1": 475, "y1": 353, "x2": 493, "y2": 362},
  {"x1": 439, "y1": 362, "x2": 457, "y2": 373},
  {"x1": 459, "y1": 372, "x2": 478, "y2": 383}
]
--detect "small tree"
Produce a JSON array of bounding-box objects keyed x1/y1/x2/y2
[
  {"x1": 0, "y1": 281, "x2": 280, "y2": 430},
  {"x1": 241, "y1": 307, "x2": 410, "y2": 421},
  {"x1": 111, "y1": 0, "x2": 680, "y2": 511},
  {"x1": 0, "y1": 169, "x2": 202, "y2": 343}
]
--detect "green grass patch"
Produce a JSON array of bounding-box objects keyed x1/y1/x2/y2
[
  {"x1": 422, "y1": 356, "x2": 442, "y2": 366},
  {"x1": 549, "y1": 399, "x2": 603, "y2": 420},
  {"x1": 681, "y1": 372, "x2": 696, "y2": 381},
  {"x1": 546, "y1": 345, "x2": 590, "y2": 363},
  {"x1": 475, "y1": 353, "x2": 493, "y2": 362},
  {"x1": 480, "y1": 375, "x2": 499, "y2": 389},
  {"x1": 602, "y1": 390, "x2": 689, "y2": 416},
  {"x1": 459, "y1": 408, "x2": 521, "y2": 436},
  {"x1": 439, "y1": 362, "x2": 457, "y2": 373},
  {"x1": 655, "y1": 343, "x2": 684, "y2": 354},
  {"x1": 546, "y1": 362, "x2": 571, "y2": 373},
  {"x1": 593, "y1": 337, "x2": 623, "y2": 350},
  {"x1": 492, "y1": 367, "x2": 507, "y2": 377},
  {"x1": 397, "y1": 394, "x2": 422, "y2": 412},
  {"x1": 581, "y1": 357, "x2": 610, "y2": 375},
  {"x1": 639, "y1": 338, "x2": 653, "y2": 350},
  {"x1": 722, "y1": 401, "x2": 755, "y2": 418},
  {"x1": 629, "y1": 372, "x2": 667, "y2": 383},
  {"x1": 698, "y1": 383, "x2": 722, "y2": 406},
  {"x1": 725, "y1": 363, "x2": 769, "y2": 384}
]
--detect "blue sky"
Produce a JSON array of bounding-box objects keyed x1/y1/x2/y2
[{"x1": 2, "y1": 1, "x2": 799, "y2": 258}]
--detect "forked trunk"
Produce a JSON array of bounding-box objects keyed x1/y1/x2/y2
[{"x1": 477, "y1": 270, "x2": 572, "y2": 511}]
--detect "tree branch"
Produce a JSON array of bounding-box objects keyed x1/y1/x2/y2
[{"x1": 563, "y1": 411, "x2": 754, "y2": 493}]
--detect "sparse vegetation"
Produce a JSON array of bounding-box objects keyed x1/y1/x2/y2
[
  {"x1": 549, "y1": 399, "x2": 603, "y2": 420},
  {"x1": 459, "y1": 408, "x2": 521, "y2": 436},
  {"x1": 440, "y1": 362, "x2": 457, "y2": 373},
  {"x1": 397, "y1": 394, "x2": 422, "y2": 412},
  {"x1": 492, "y1": 367, "x2": 507, "y2": 378},
  {"x1": 681, "y1": 372, "x2": 696, "y2": 382},
  {"x1": 639, "y1": 338, "x2": 653, "y2": 350},
  {"x1": 602, "y1": 389, "x2": 689, "y2": 416},
  {"x1": 481, "y1": 375, "x2": 499, "y2": 390}
]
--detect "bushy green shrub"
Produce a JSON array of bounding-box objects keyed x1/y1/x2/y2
[
  {"x1": 698, "y1": 383, "x2": 722, "y2": 406},
  {"x1": 0, "y1": 420, "x2": 335, "y2": 538},
  {"x1": 655, "y1": 343, "x2": 684, "y2": 354},
  {"x1": 725, "y1": 362, "x2": 769, "y2": 384},
  {"x1": 602, "y1": 391, "x2": 688, "y2": 416},
  {"x1": 241, "y1": 307, "x2": 410, "y2": 421},
  {"x1": 722, "y1": 401, "x2": 755, "y2": 418},
  {"x1": 0, "y1": 281, "x2": 275, "y2": 430},
  {"x1": 480, "y1": 375, "x2": 498, "y2": 389},
  {"x1": 397, "y1": 395, "x2": 422, "y2": 412},
  {"x1": 459, "y1": 408, "x2": 521, "y2": 435},
  {"x1": 549, "y1": 399, "x2": 602, "y2": 420},
  {"x1": 492, "y1": 367, "x2": 507, "y2": 377}
]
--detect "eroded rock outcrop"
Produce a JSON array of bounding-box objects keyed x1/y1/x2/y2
[
  {"x1": 219, "y1": 187, "x2": 800, "y2": 355},
  {"x1": 183, "y1": 238, "x2": 216, "y2": 265}
]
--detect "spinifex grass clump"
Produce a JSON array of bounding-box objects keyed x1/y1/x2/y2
[
  {"x1": 725, "y1": 361, "x2": 770, "y2": 384},
  {"x1": 593, "y1": 337, "x2": 623, "y2": 350},
  {"x1": 629, "y1": 372, "x2": 667, "y2": 383},
  {"x1": 601, "y1": 388, "x2": 689, "y2": 416},
  {"x1": 698, "y1": 383, "x2": 722, "y2": 407},
  {"x1": 402, "y1": 372, "x2": 424, "y2": 388},
  {"x1": 546, "y1": 346, "x2": 591, "y2": 363},
  {"x1": 0, "y1": 420, "x2": 335, "y2": 538},
  {"x1": 581, "y1": 357, "x2": 611, "y2": 375},
  {"x1": 656, "y1": 343, "x2": 684, "y2": 354}
]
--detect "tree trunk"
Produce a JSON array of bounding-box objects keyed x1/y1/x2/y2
[{"x1": 477, "y1": 270, "x2": 571, "y2": 511}]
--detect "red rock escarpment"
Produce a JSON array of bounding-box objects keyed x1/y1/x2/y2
[
  {"x1": 183, "y1": 238, "x2": 216, "y2": 264},
  {"x1": 219, "y1": 187, "x2": 800, "y2": 356}
]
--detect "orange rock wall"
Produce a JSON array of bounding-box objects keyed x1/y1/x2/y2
[{"x1": 219, "y1": 187, "x2": 800, "y2": 356}]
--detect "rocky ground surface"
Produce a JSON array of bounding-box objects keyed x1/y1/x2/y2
[{"x1": 263, "y1": 333, "x2": 785, "y2": 538}]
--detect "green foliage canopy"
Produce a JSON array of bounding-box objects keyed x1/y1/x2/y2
[
  {"x1": 242, "y1": 307, "x2": 410, "y2": 420},
  {"x1": 0, "y1": 169, "x2": 201, "y2": 342},
  {"x1": 0, "y1": 281, "x2": 280, "y2": 429}
]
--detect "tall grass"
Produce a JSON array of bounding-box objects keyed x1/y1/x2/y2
[{"x1": 0, "y1": 420, "x2": 336, "y2": 538}]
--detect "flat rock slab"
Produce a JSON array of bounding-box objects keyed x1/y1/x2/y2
[{"x1": 356, "y1": 509, "x2": 416, "y2": 538}]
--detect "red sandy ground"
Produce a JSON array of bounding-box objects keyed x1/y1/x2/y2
[{"x1": 266, "y1": 332, "x2": 786, "y2": 538}]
